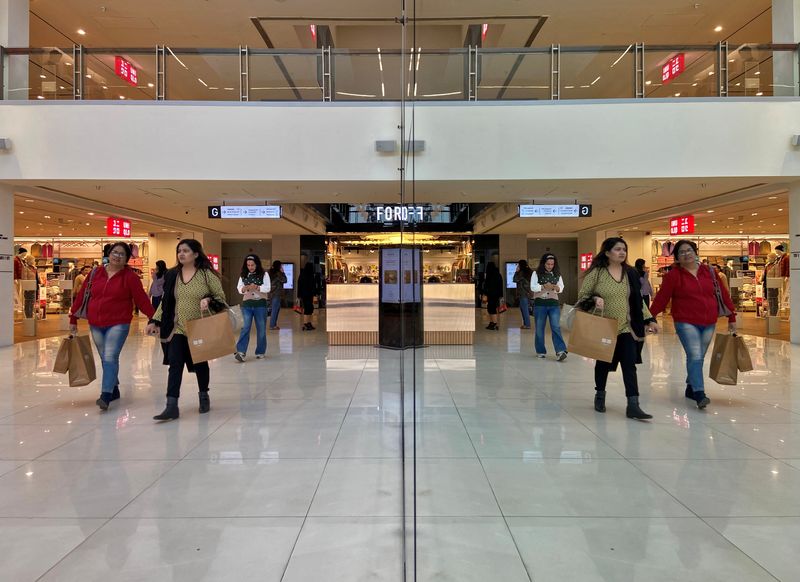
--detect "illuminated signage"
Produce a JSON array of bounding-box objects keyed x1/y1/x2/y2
[
  {"x1": 114, "y1": 56, "x2": 138, "y2": 86},
  {"x1": 375, "y1": 205, "x2": 424, "y2": 223},
  {"x1": 661, "y1": 53, "x2": 685, "y2": 84},
  {"x1": 519, "y1": 204, "x2": 592, "y2": 218},
  {"x1": 106, "y1": 217, "x2": 131, "y2": 238},
  {"x1": 669, "y1": 215, "x2": 695, "y2": 236},
  {"x1": 580, "y1": 253, "x2": 593, "y2": 271},
  {"x1": 207, "y1": 205, "x2": 282, "y2": 219},
  {"x1": 208, "y1": 254, "x2": 220, "y2": 271}
]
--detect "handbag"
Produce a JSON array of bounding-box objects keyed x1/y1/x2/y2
[
  {"x1": 710, "y1": 266, "x2": 733, "y2": 318},
  {"x1": 72, "y1": 267, "x2": 98, "y2": 320},
  {"x1": 293, "y1": 299, "x2": 304, "y2": 314},
  {"x1": 497, "y1": 299, "x2": 508, "y2": 314}
]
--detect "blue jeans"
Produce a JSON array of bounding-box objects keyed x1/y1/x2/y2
[
  {"x1": 534, "y1": 305, "x2": 567, "y2": 355},
  {"x1": 90, "y1": 324, "x2": 130, "y2": 394},
  {"x1": 269, "y1": 295, "x2": 282, "y2": 328},
  {"x1": 519, "y1": 295, "x2": 531, "y2": 328},
  {"x1": 237, "y1": 305, "x2": 267, "y2": 356},
  {"x1": 674, "y1": 322, "x2": 716, "y2": 392}
]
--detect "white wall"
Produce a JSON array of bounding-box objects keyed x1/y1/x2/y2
[{"x1": 2, "y1": 100, "x2": 800, "y2": 183}]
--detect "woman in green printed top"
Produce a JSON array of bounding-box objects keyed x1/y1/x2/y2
[
  {"x1": 577, "y1": 237, "x2": 660, "y2": 420},
  {"x1": 530, "y1": 253, "x2": 568, "y2": 361},
  {"x1": 234, "y1": 254, "x2": 271, "y2": 362},
  {"x1": 146, "y1": 239, "x2": 226, "y2": 421}
]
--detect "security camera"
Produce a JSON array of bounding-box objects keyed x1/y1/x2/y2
[{"x1": 185, "y1": 210, "x2": 190, "y2": 215}]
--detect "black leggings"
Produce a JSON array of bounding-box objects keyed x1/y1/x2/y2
[
  {"x1": 594, "y1": 333, "x2": 640, "y2": 397},
  {"x1": 166, "y1": 334, "x2": 210, "y2": 399}
]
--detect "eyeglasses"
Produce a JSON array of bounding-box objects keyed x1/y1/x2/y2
[{"x1": 109, "y1": 251, "x2": 126, "y2": 258}]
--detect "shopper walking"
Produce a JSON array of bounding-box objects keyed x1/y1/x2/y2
[
  {"x1": 70, "y1": 242, "x2": 155, "y2": 411},
  {"x1": 482, "y1": 261, "x2": 504, "y2": 330},
  {"x1": 268, "y1": 260, "x2": 287, "y2": 330},
  {"x1": 146, "y1": 239, "x2": 226, "y2": 420},
  {"x1": 634, "y1": 259, "x2": 653, "y2": 307},
  {"x1": 234, "y1": 254, "x2": 271, "y2": 362},
  {"x1": 649, "y1": 240, "x2": 736, "y2": 409},
  {"x1": 297, "y1": 262, "x2": 318, "y2": 331},
  {"x1": 513, "y1": 260, "x2": 534, "y2": 330},
  {"x1": 73, "y1": 265, "x2": 91, "y2": 295},
  {"x1": 149, "y1": 260, "x2": 167, "y2": 310},
  {"x1": 531, "y1": 253, "x2": 568, "y2": 361},
  {"x1": 577, "y1": 238, "x2": 659, "y2": 420}
]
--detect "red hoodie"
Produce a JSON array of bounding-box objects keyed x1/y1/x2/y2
[
  {"x1": 70, "y1": 266, "x2": 155, "y2": 327},
  {"x1": 649, "y1": 264, "x2": 736, "y2": 326}
]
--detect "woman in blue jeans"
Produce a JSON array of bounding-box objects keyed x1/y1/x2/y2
[
  {"x1": 530, "y1": 253, "x2": 568, "y2": 361},
  {"x1": 268, "y1": 260, "x2": 287, "y2": 330},
  {"x1": 649, "y1": 240, "x2": 737, "y2": 409},
  {"x1": 234, "y1": 254, "x2": 271, "y2": 362}
]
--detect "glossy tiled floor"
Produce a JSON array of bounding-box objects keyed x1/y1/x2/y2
[{"x1": 3, "y1": 311, "x2": 798, "y2": 581}]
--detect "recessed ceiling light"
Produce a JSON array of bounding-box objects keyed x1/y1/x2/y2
[
  {"x1": 711, "y1": 220, "x2": 716, "y2": 223},
  {"x1": 39, "y1": 74, "x2": 46, "y2": 79},
  {"x1": 768, "y1": 196, "x2": 777, "y2": 199},
  {"x1": 25, "y1": 199, "x2": 34, "y2": 202},
  {"x1": 751, "y1": 213, "x2": 758, "y2": 216},
  {"x1": 714, "y1": 25, "x2": 723, "y2": 32},
  {"x1": 18, "y1": 211, "x2": 23, "y2": 214},
  {"x1": 706, "y1": 210, "x2": 714, "y2": 213},
  {"x1": 708, "y1": 71, "x2": 714, "y2": 76},
  {"x1": 87, "y1": 212, "x2": 95, "y2": 216},
  {"x1": 756, "y1": 92, "x2": 763, "y2": 96},
  {"x1": 755, "y1": 71, "x2": 760, "y2": 75},
  {"x1": 147, "y1": 82, "x2": 154, "y2": 88},
  {"x1": 779, "y1": 208, "x2": 784, "y2": 211},
  {"x1": 645, "y1": 80, "x2": 652, "y2": 86},
  {"x1": 119, "y1": 96, "x2": 126, "y2": 100},
  {"x1": 77, "y1": 29, "x2": 86, "y2": 35},
  {"x1": 674, "y1": 93, "x2": 681, "y2": 97},
  {"x1": 36, "y1": 95, "x2": 44, "y2": 100},
  {"x1": 43, "y1": 215, "x2": 51, "y2": 219},
  {"x1": 102, "y1": 86, "x2": 108, "y2": 90}
]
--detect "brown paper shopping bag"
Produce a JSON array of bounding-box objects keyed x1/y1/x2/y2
[
  {"x1": 734, "y1": 335, "x2": 754, "y2": 372},
  {"x1": 567, "y1": 310, "x2": 618, "y2": 363},
  {"x1": 709, "y1": 333, "x2": 738, "y2": 385},
  {"x1": 53, "y1": 336, "x2": 72, "y2": 374},
  {"x1": 186, "y1": 310, "x2": 236, "y2": 363},
  {"x1": 68, "y1": 335, "x2": 97, "y2": 387}
]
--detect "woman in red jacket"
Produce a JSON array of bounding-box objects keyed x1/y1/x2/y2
[
  {"x1": 70, "y1": 242, "x2": 155, "y2": 410},
  {"x1": 649, "y1": 240, "x2": 736, "y2": 409}
]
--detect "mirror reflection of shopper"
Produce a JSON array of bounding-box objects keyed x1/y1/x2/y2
[
  {"x1": 634, "y1": 259, "x2": 653, "y2": 307},
  {"x1": 578, "y1": 238, "x2": 660, "y2": 420},
  {"x1": 297, "y1": 262, "x2": 318, "y2": 331},
  {"x1": 513, "y1": 260, "x2": 534, "y2": 330},
  {"x1": 146, "y1": 239, "x2": 226, "y2": 421},
  {"x1": 649, "y1": 240, "x2": 736, "y2": 410},
  {"x1": 268, "y1": 260, "x2": 287, "y2": 330},
  {"x1": 149, "y1": 260, "x2": 168, "y2": 310},
  {"x1": 69, "y1": 242, "x2": 155, "y2": 411},
  {"x1": 234, "y1": 255, "x2": 271, "y2": 362},
  {"x1": 481, "y1": 261, "x2": 503, "y2": 330},
  {"x1": 531, "y1": 253, "x2": 568, "y2": 361}
]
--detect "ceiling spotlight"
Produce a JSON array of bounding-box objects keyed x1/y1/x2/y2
[
  {"x1": 645, "y1": 80, "x2": 652, "y2": 86},
  {"x1": 706, "y1": 210, "x2": 714, "y2": 213},
  {"x1": 751, "y1": 213, "x2": 758, "y2": 216},
  {"x1": 87, "y1": 212, "x2": 95, "y2": 216},
  {"x1": 77, "y1": 29, "x2": 86, "y2": 35},
  {"x1": 39, "y1": 74, "x2": 46, "y2": 79},
  {"x1": 36, "y1": 95, "x2": 45, "y2": 100},
  {"x1": 147, "y1": 82, "x2": 154, "y2": 88},
  {"x1": 714, "y1": 25, "x2": 723, "y2": 32}
]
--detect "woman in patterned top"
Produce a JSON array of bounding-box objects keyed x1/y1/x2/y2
[
  {"x1": 577, "y1": 238, "x2": 660, "y2": 420},
  {"x1": 234, "y1": 254, "x2": 270, "y2": 362},
  {"x1": 146, "y1": 239, "x2": 226, "y2": 421},
  {"x1": 530, "y1": 253, "x2": 567, "y2": 361}
]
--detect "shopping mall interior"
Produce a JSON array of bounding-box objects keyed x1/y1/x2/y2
[{"x1": 1, "y1": 0, "x2": 800, "y2": 581}]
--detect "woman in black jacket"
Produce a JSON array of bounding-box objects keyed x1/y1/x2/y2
[
  {"x1": 482, "y1": 261, "x2": 504, "y2": 330},
  {"x1": 297, "y1": 262, "x2": 318, "y2": 331}
]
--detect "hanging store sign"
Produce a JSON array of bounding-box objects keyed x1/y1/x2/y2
[
  {"x1": 669, "y1": 215, "x2": 695, "y2": 236},
  {"x1": 106, "y1": 217, "x2": 132, "y2": 238},
  {"x1": 519, "y1": 204, "x2": 592, "y2": 218},
  {"x1": 207, "y1": 205, "x2": 282, "y2": 219},
  {"x1": 661, "y1": 53, "x2": 685, "y2": 84},
  {"x1": 580, "y1": 253, "x2": 593, "y2": 271},
  {"x1": 375, "y1": 205, "x2": 425, "y2": 223},
  {"x1": 114, "y1": 56, "x2": 138, "y2": 86}
]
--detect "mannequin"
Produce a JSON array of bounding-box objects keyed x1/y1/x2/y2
[
  {"x1": 775, "y1": 244, "x2": 790, "y2": 310},
  {"x1": 13, "y1": 248, "x2": 27, "y2": 312},
  {"x1": 763, "y1": 252, "x2": 780, "y2": 316}
]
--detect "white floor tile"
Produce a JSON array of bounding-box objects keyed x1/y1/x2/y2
[{"x1": 309, "y1": 458, "x2": 402, "y2": 517}]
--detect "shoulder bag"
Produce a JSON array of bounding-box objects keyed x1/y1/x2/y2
[
  {"x1": 709, "y1": 266, "x2": 733, "y2": 318},
  {"x1": 72, "y1": 267, "x2": 98, "y2": 319}
]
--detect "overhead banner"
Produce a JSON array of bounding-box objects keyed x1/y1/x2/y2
[
  {"x1": 519, "y1": 204, "x2": 592, "y2": 218},
  {"x1": 208, "y1": 205, "x2": 282, "y2": 219}
]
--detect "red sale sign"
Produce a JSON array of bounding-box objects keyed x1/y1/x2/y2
[
  {"x1": 114, "y1": 56, "x2": 138, "y2": 86},
  {"x1": 106, "y1": 217, "x2": 132, "y2": 238},
  {"x1": 661, "y1": 53, "x2": 685, "y2": 84},
  {"x1": 208, "y1": 254, "x2": 220, "y2": 271},
  {"x1": 669, "y1": 215, "x2": 695, "y2": 236},
  {"x1": 580, "y1": 253, "x2": 593, "y2": 271}
]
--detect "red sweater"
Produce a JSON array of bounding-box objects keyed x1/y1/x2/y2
[
  {"x1": 70, "y1": 267, "x2": 155, "y2": 326},
  {"x1": 650, "y1": 264, "x2": 736, "y2": 326}
]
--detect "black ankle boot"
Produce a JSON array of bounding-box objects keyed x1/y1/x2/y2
[
  {"x1": 594, "y1": 390, "x2": 606, "y2": 413},
  {"x1": 153, "y1": 397, "x2": 180, "y2": 421},
  {"x1": 111, "y1": 385, "x2": 121, "y2": 401},
  {"x1": 486, "y1": 322, "x2": 496, "y2": 330},
  {"x1": 199, "y1": 392, "x2": 210, "y2": 414},
  {"x1": 96, "y1": 392, "x2": 113, "y2": 411},
  {"x1": 685, "y1": 384, "x2": 694, "y2": 399},
  {"x1": 694, "y1": 391, "x2": 710, "y2": 409},
  {"x1": 626, "y1": 396, "x2": 653, "y2": 420}
]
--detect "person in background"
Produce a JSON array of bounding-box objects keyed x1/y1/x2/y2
[
  {"x1": 649, "y1": 240, "x2": 736, "y2": 410},
  {"x1": 634, "y1": 259, "x2": 653, "y2": 307},
  {"x1": 73, "y1": 265, "x2": 91, "y2": 295},
  {"x1": 481, "y1": 261, "x2": 504, "y2": 330},
  {"x1": 531, "y1": 253, "x2": 567, "y2": 361},
  {"x1": 268, "y1": 260, "x2": 287, "y2": 330},
  {"x1": 713, "y1": 263, "x2": 730, "y2": 293},
  {"x1": 149, "y1": 260, "x2": 168, "y2": 310},
  {"x1": 146, "y1": 239, "x2": 226, "y2": 421},
  {"x1": 297, "y1": 262, "x2": 318, "y2": 331},
  {"x1": 577, "y1": 238, "x2": 659, "y2": 420},
  {"x1": 70, "y1": 242, "x2": 155, "y2": 411},
  {"x1": 513, "y1": 259, "x2": 534, "y2": 330},
  {"x1": 234, "y1": 254, "x2": 270, "y2": 362}
]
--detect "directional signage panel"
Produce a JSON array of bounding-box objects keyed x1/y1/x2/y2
[
  {"x1": 519, "y1": 204, "x2": 591, "y2": 218},
  {"x1": 208, "y1": 205, "x2": 282, "y2": 219}
]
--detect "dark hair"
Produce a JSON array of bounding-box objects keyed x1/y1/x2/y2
[
  {"x1": 154, "y1": 260, "x2": 167, "y2": 279},
  {"x1": 535, "y1": 253, "x2": 560, "y2": 278},
  {"x1": 175, "y1": 238, "x2": 217, "y2": 274},
  {"x1": 301, "y1": 262, "x2": 315, "y2": 277},
  {"x1": 672, "y1": 239, "x2": 698, "y2": 260},
  {"x1": 269, "y1": 260, "x2": 282, "y2": 276},
  {"x1": 775, "y1": 244, "x2": 785, "y2": 252},
  {"x1": 517, "y1": 259, "x2": 533, "y2": 279},
  {"x1": 585, "y1": 237, "x2": 629, "y2": 276},
  {"x1": 80, "y1": 265, "x2": 92, "y2": 273},
  {"x1": 634, "y1": 258, "x2": 647, "y2": 277},
  {"x1": 240, "y1": 254, "x2": 265, "y2": 280},
  {"x1": 486, "y1": 261, "x2": 499, "y2": 276},
  {"x1": 108, "y1": 242, "x2": 132, "y2": 261}
]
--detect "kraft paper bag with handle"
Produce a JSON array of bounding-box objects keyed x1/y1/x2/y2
[
  {"x1": 567, "y1": 310, "x2": 618, "y2": 363},
  {"x1": 53, "y1": 336, "x2": 72, "y2": 375},
  {"x1": 734, "y1": 335, "x2": 754, "y2": 372},
  {"x1": 185, "y1": 310, "x2": 236, "y2": 364},
  {"x1": 68, "y1": 335, "x2": 97, "y2": 387},
  {"x1": 709, "y1": 333, "x2": 738, "y2": 385}
]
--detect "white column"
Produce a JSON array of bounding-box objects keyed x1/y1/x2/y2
[
  {"x1": 789, "y1": 183, "x2": 800, "y2": 344},
  {"x1": 772, "y1": 0, "x2": 800, "y2": 96},
  {"x1": 0, "y1": 184, "x2": 13, "y2": 346},
  {"x1": 0, "y1": 0, "x2": 30, "y2": 100}
]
